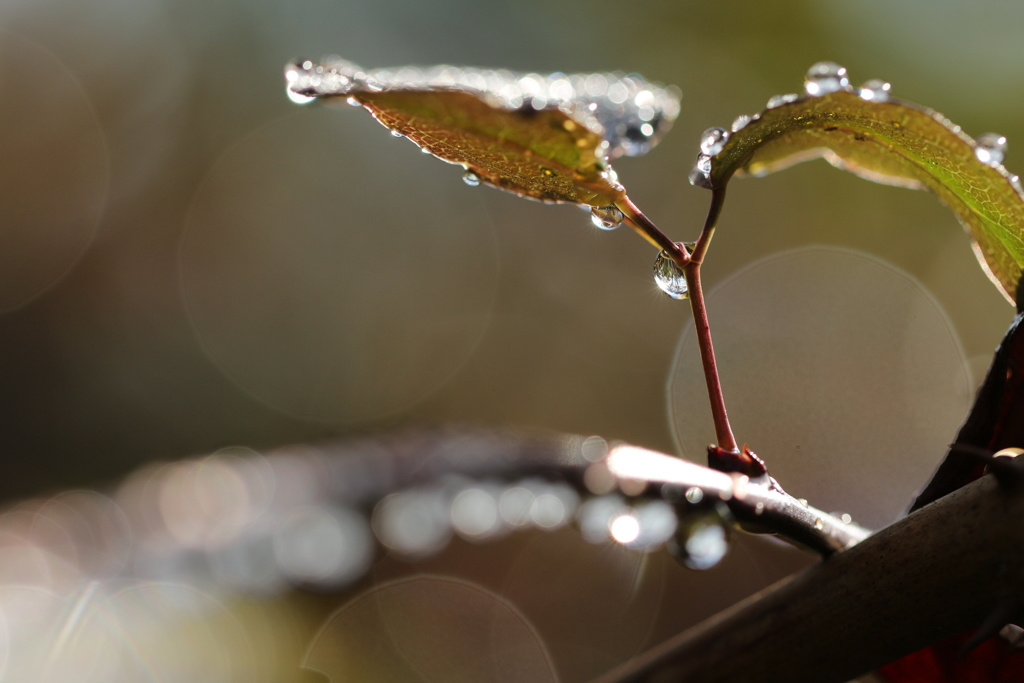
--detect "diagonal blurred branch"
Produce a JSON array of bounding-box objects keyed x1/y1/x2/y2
[{"x1": 591, "y1": 468, "x2": 1024, "y2": 683}]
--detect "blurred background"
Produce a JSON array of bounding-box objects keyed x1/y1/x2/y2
[{"x1": 0, "y1": 0, "x2": 1021, "y2": 680}]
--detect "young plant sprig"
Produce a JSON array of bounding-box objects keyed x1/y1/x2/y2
[
  {"x1": 284, "y1": 56, "x2": 750, "y2": 472},
  {"x1": 283, "y1": 56, "x2": 1024, "y2": 566}
]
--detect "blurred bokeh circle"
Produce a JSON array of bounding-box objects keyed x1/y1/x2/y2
[
  {"x1": 0, "y1": 31, "x2": 107, "y2": 312},
  {"x1": 668, "y1": 247, "x2": 972, "y2": 529},
  {"x1": 180, "y1": 107, "x2": 499, "y2": 423}
]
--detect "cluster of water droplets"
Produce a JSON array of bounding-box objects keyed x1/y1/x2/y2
[
  {"x1": 372, "y1": 477, "x2": 581, "y2": 559},
  {"x1": 689, "y1": 61, "x2": 1019, "y2": 195},
  {"x1": 284, "y1": 56, "x2": 681, "y2": 160}
]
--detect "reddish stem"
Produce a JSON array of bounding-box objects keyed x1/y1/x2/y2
[
  {"x1": 684, "y1": 259, "x2": 738, "y2": 453},
  {"x1": 687, "y1": 188, "x2": 739, "y2": 453},
  {"x1": 614, "y1": 190, "x2": 740, "y2": 457},
  {"x1": 616, "y1": 196, "x2": 690, "y2": 264}
]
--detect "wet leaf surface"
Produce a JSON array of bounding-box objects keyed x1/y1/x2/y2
[
  {"x1": 700, "y1": 81, "x2": 1024, "y2": 303},
  {"x1": 285, "y1": 58, "x2": 681, "y2": 211},
  {"x1": 352, "y1": 89, "x2": 622, "y2": 206}
]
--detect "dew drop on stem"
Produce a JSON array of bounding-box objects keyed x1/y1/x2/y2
[
  {"x1": 590, "y1": 205, "x2": 623, "y2": 230},
  {"x1": 654, "y1": 249, "x2": 689, "y2": 299},
  {"x1": 975, "y1": 132, "x2": 1008, "y2": 166},
  {"x1": 462, "y1": 169, "x2": 481, "y2": 186},
  {"x1": 804, "y1": 61, "x2": 849, "y2": 96},
  {"x1": 669, "y1": 518, "x2": 729, "y2": 570}
]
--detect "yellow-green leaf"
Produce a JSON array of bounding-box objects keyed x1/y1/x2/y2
[{"x1": 693, "y1": 64, "x2": 1024, "y2": 303}]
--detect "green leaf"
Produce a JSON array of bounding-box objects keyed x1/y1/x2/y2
[
  {"x1": 693, "y1": 65, "x2": 1024, "y2": 303},
  {"x1": 285, "y1": 57, "x2": 680, "y2": 211}
]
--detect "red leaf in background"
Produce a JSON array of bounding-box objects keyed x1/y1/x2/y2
[{"x1": 881, "y1": 278, "x2": 1024, "y2": 681}]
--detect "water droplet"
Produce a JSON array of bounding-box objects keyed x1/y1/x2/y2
[
  {"x1": 450, "y1": 487, "x2": 502, "y2": 539},
  {"x1": 576, "y1": 495, "x2": 628, "y2": 544},
  {"x1": 754, "y1": 502, "x2": 765, "y2": 515},
  {"x1": 731, "y1": 475, "x2": 749, "y2": 501},
  {"x1": 688, "y1": 154, "x2": 714, "y2": 189},
  {"x1": 286, "y1": 89, "x2": 315, "y2": 105},
  {"x1": 628, "y1": 500, "x2": 678, "y2": 551},
  {"x1": 372, "y1": 489, "x2": 452, "y2": 559},
  {"x1": 731, "y1": 114, "x2": 753, "y2": 133},
  {"x1": 858, "y1": 79, "x2": 891, "y2": 102},
  {"x1": 797, "y1": 498, "x2": 808, "y2": 507},
  {"x1": 531, "y1": 491, "x2": 568, "y2": 529},
  {"x1": 766, "y1": 93, "x2": 799, "y2": 109},
  {"x1": 590, "y1": 205, "x2": 624, "y2": 230},
  {"x1": 390, "y1": 130, "x2": 405, "y2": 138},
  {"x1": 840, "y1": 513, "x2": 853, "y2": 524},
  {"x1": 581, "y1": 435, "x2": 609, "y2": 462},
  {"x1": 699, "y1": 127, "x2": 730, "y2": 156},
  {"x1": 346, "y1": 96, "x2": 361, "y2": 107},
  {"x1": 975, "y1": 132, "x2": 1008, "y2": 166},
  {"x1": 684, "y1": 487, "x2": 703, "y2": 504},
  {"x1": 462, "y1": 170, "x2": 481, "y2": 186},
  {"x1": 813, "y1": 517, "x2": 825, "y2": 531},
  {"x1": 653, "y1": 249, "x2": 689, "y2": 300},
  {"x1": 610, "y1": 513, "x2": 640, "y2": 544},
  {"x1": 670, "y1": 519, "x2": 729, "y2": 570},
  {"x1": 804, "y1": 62, "x2": 849, "y2": 96}
]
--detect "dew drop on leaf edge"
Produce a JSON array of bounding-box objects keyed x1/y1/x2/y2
[
  {"x1": 804, "y1": 61, "x2": 849, "y2": 96},
  {"x1": 462, "y1": 169, "x2": 481, "y2": 186},
  {"x1": 699, "y1": 127, "x2": 730, "y2": 156},
  {"x1": 975, "y1": 132, "x2": 1008, "y2": 167},
  {"x1": 653, "y1": 249, "x2": 689, "y2": 299},
  {"x1": 858, "y1": 79, "x2": 891, "y2": 103}
]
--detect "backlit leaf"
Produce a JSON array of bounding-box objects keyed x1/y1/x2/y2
[
  {"x1": 285, "y1": 57, "x2": 680, "y2": 209},
  {"x1": 690, "y1": 62, "x2": 1024, "y2": 304}
]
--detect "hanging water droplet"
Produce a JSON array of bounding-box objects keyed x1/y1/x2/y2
[
  {"x1": 804, "y1": 62, "x2": 849, "y2": 96},
  {"x1": 346, "y1": 96, "x2": 361, "y2": 107},
  {"x1": 766, "y1": 93, "x2": 799, "y2": 109},
  {"x1": 684, "y1": 486, "x2": 703, "y2": 504},
  {"x1": 628, "y1": 500, "x2": 679, "y2": 551},
  {"x1": 286, "y1": 89, "x2": 316, "y2": 105},
  {"x1": 813, "y1": 517, "x2": 825, "y2": 531},
  {"x1": 975, "y1": 132, "x2": 1008, "y2": 166},
  {"x1": 390, "y1": 130, "x2": 405, "y2": 138},
  {"x1": 731, "y1": 114, "x2": 753, "y2": 133},
  {"x1": 577, "y1": 494, "x2": 628, "y2": 544},
  {"x1": 590, "y1": 205, "x2": 624, "y2": 230},
  {"x1": 688, "y1": 153, "x2": 714, "y2": 189},
  {"x1": 699, "y1": 127, "x2": 730, "y2": 156},
  {"x1": 653, "y1": 249, "x2": 689, "y2": 300},
  {"x1": 462, "y1": 170, "x2": 481, "y2": 186},
  {"x1": 858, "y1": 79, "x2": 891, "y2": 102},
  {"x1": 669, "y1": 518, "x2": 729, "y2": 570}
]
